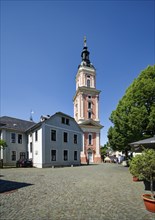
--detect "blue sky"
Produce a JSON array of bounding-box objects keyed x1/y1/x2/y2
[{"x1": 1, "y1": 0, "x2": 154, "y2": 145}]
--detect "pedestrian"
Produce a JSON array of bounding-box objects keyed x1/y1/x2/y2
[{"x1": 118, "y1": 155, "x2": 121, "y2": 164}]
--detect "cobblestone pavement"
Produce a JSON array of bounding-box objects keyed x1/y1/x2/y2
[{"x1": 0, "y1": 163, "x2": 155, "y2": 220}]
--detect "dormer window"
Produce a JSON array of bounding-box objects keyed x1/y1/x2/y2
[
  {"x1": 62, "y1": 117, "x2": 65, "y2": 124},
  {"x1": 66, "y1": 118, "x2": 69, "y2": 125},
  {"x1": 61, "y1": 117, "x2": 70, "y2": 125}
]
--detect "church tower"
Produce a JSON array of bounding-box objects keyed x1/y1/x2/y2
[{"x1": 73, "y1": 37, "x2": 103, "y2": 163}]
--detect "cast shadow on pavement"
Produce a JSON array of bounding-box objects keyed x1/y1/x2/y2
[{"x1": 0, "y1": 179, "x2": 33, "y2": 194}]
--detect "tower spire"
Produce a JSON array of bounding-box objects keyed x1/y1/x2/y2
[{"x1": 81, "y1": 36, "x2": 90, "y2": 66}]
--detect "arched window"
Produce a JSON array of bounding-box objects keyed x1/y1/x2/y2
[
  {"x1": 88, "y1": 134, "x2": 92, "y2": 145},
  {"x1": 87, "y1": 79, "x2": 90, "y2": 87}
]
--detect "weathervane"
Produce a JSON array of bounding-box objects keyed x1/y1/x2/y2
[{"x1": 30, "y1": 110, "x2": 34, "y2": 121}]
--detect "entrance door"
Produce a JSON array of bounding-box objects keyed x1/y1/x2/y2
[{"x1": 88, "y1": 152, "x2": 93, "y2": 163}]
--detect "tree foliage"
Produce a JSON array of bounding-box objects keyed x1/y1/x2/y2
[
  {"x1": 129, "y1": 149, "x2": 155, "y2": 197},
  {"x1": 0, "y1": 139, "x2": 7, "y2": 150},
  {"x1": 108, "y1": 65, "x2": 155, "y2": 152}
]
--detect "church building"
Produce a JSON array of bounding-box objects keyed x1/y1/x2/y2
[{"x1": 73, "y1": 38, "x2": 103, "y2": 163}]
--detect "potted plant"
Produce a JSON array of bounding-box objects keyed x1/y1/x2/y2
[
  {"x1": 129, "y1": 154, "x2": 144, "y2": 181},
  {"x1": 129, "y1": 149, "x2": 155, "y2": 212},
  {"x1": 140, "y1": 149, "x2": 155, "y2": 212}
]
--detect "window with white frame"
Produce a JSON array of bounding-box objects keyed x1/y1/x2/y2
[
  {"x1": 64, "y1": 132, "x2": 68, "y2": 143},
  {"x1": 11, "y1": 151, "x2": 16, "y2": 161},
  {"x1": 64, "y1": 150, "x2": 68, "y2": 161},
  {"x1": 11, "y1": 133, "x2": 16, "y2": 143},
  {"x1": 20, "y1": 152, "x2": 26, "y2": 160},
  {"x1": 18, "y1": 134, "x2": 22, "y2": 144},
  {"x1": 51, "y1": 150, "x2": 56, "y2": 161},
  {"x1": 74, "y1": 134, "x2": 77, "y2": 144},
  {"x1": 51, "y1": 130, "x2": 56, "y2": 141},
  {"x1": 74, "y1": 151, "x2": 77, "y2": 160}
]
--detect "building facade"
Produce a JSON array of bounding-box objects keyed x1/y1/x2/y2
[
  {"x1": 0, "y1": 112, "x2": 83, "y2": 168},
  {"x1": 73, "y1": 38, "x2": 103, "y2": 163},
  {"x1": 27, "y1": 112, "x2": 83, "y2": 168},
  {"x1": 0, "y1": 116, "x2": 35, "y2": 166}
]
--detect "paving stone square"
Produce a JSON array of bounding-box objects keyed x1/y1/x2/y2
[{"x1": 0, "y1": 164, "x2": 155, "y2": 220}]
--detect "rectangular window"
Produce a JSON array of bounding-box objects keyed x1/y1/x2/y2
[
  {"x1": 66, "y1": 118, "x2": 69, "y2": 125},
  {"x1": 11, "y1": 133, "x2": 16, "y2": 143},
  {"x1": 74, "y1": 134, "x2": 77, "y2": 144},
  {"x1": 35, "y1": 130, "x2": 38, "y2": 141},
  {"x1": 51, "y1": 150, "x2": 56, "y2": 161},
  {"x1": 62, "y1": 117, "x2": 65, "y2": 124},
  {"x1": 74, "y1": 151, "x2": 77, "y2": 160},
  {"x1": 88, "y1": 102, "x2": 91, "y2": 109},
  {"x1": 88, "y1": 134, "x2": 92, "y2": 145},
  {"x1": 30, "y1": 142, "x2": 32, "y2": 153},
  {"x1": 61, "y1": 117, "x2": 70, "y2": 125},
  {"x1": 51, "y1": 130, "x2": 56, "y2": 141},
  {"x1": 18, "y1": 134, "x2": 22, "y2": 144},
  {"x1": 12, "y1": 151, "x2": 16, "y2": 161},
  {"x1": 88, "y1": 112, "x2": 91, "y2": 119},
  {"x1": 64, "y1": 150, "x2": 68, "y2": 161},
  {"x1": 20, "y1": 152, "x2": 26, "y2": 160},
  {"x1": 64, "y1": 132, "x2": 68, "y2": 142}
]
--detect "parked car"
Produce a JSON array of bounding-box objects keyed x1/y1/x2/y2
[{"x1": 16, "y1": 159, "x2": 33, "y2": 168}]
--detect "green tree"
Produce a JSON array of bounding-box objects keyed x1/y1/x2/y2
[
  {"x1": 0, "y1": 139, "x2": 7, "y2": 167},
  {"x1": 108, "y1": 65, "x2": 155, "y2": 153},
  {"x1": 100, "y1": 146, "x2": 108, "y2": 157},
  {"x1": 0, "y1": 139, "x2": 7, "y2": 149}
]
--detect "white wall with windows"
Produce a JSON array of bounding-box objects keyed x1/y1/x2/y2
[
  {"x1": 1, "y1": 129, "x2": 28, "y2": 166},
  {"x1": 27, "y1": 112, "x2": 83, "y2": 168},
  {"x1": 1, "y1": 112, "x2": 83, "y2": 168}
]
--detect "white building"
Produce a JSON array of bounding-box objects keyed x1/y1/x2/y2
[
  {"x1": 0, "y1": 116, "x2": 35, "y2": 166},
  {"x1": 0, "y1": 112, "x2": 83, "y2": 168}
]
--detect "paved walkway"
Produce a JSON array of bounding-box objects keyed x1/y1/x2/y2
[{"x1": 0, "y1": 163, "x2": 154, "y2": 220}]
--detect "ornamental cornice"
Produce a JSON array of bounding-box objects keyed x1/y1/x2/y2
[{"x1": 73, "y1": 87, "x2": 101, "y2": 101}]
